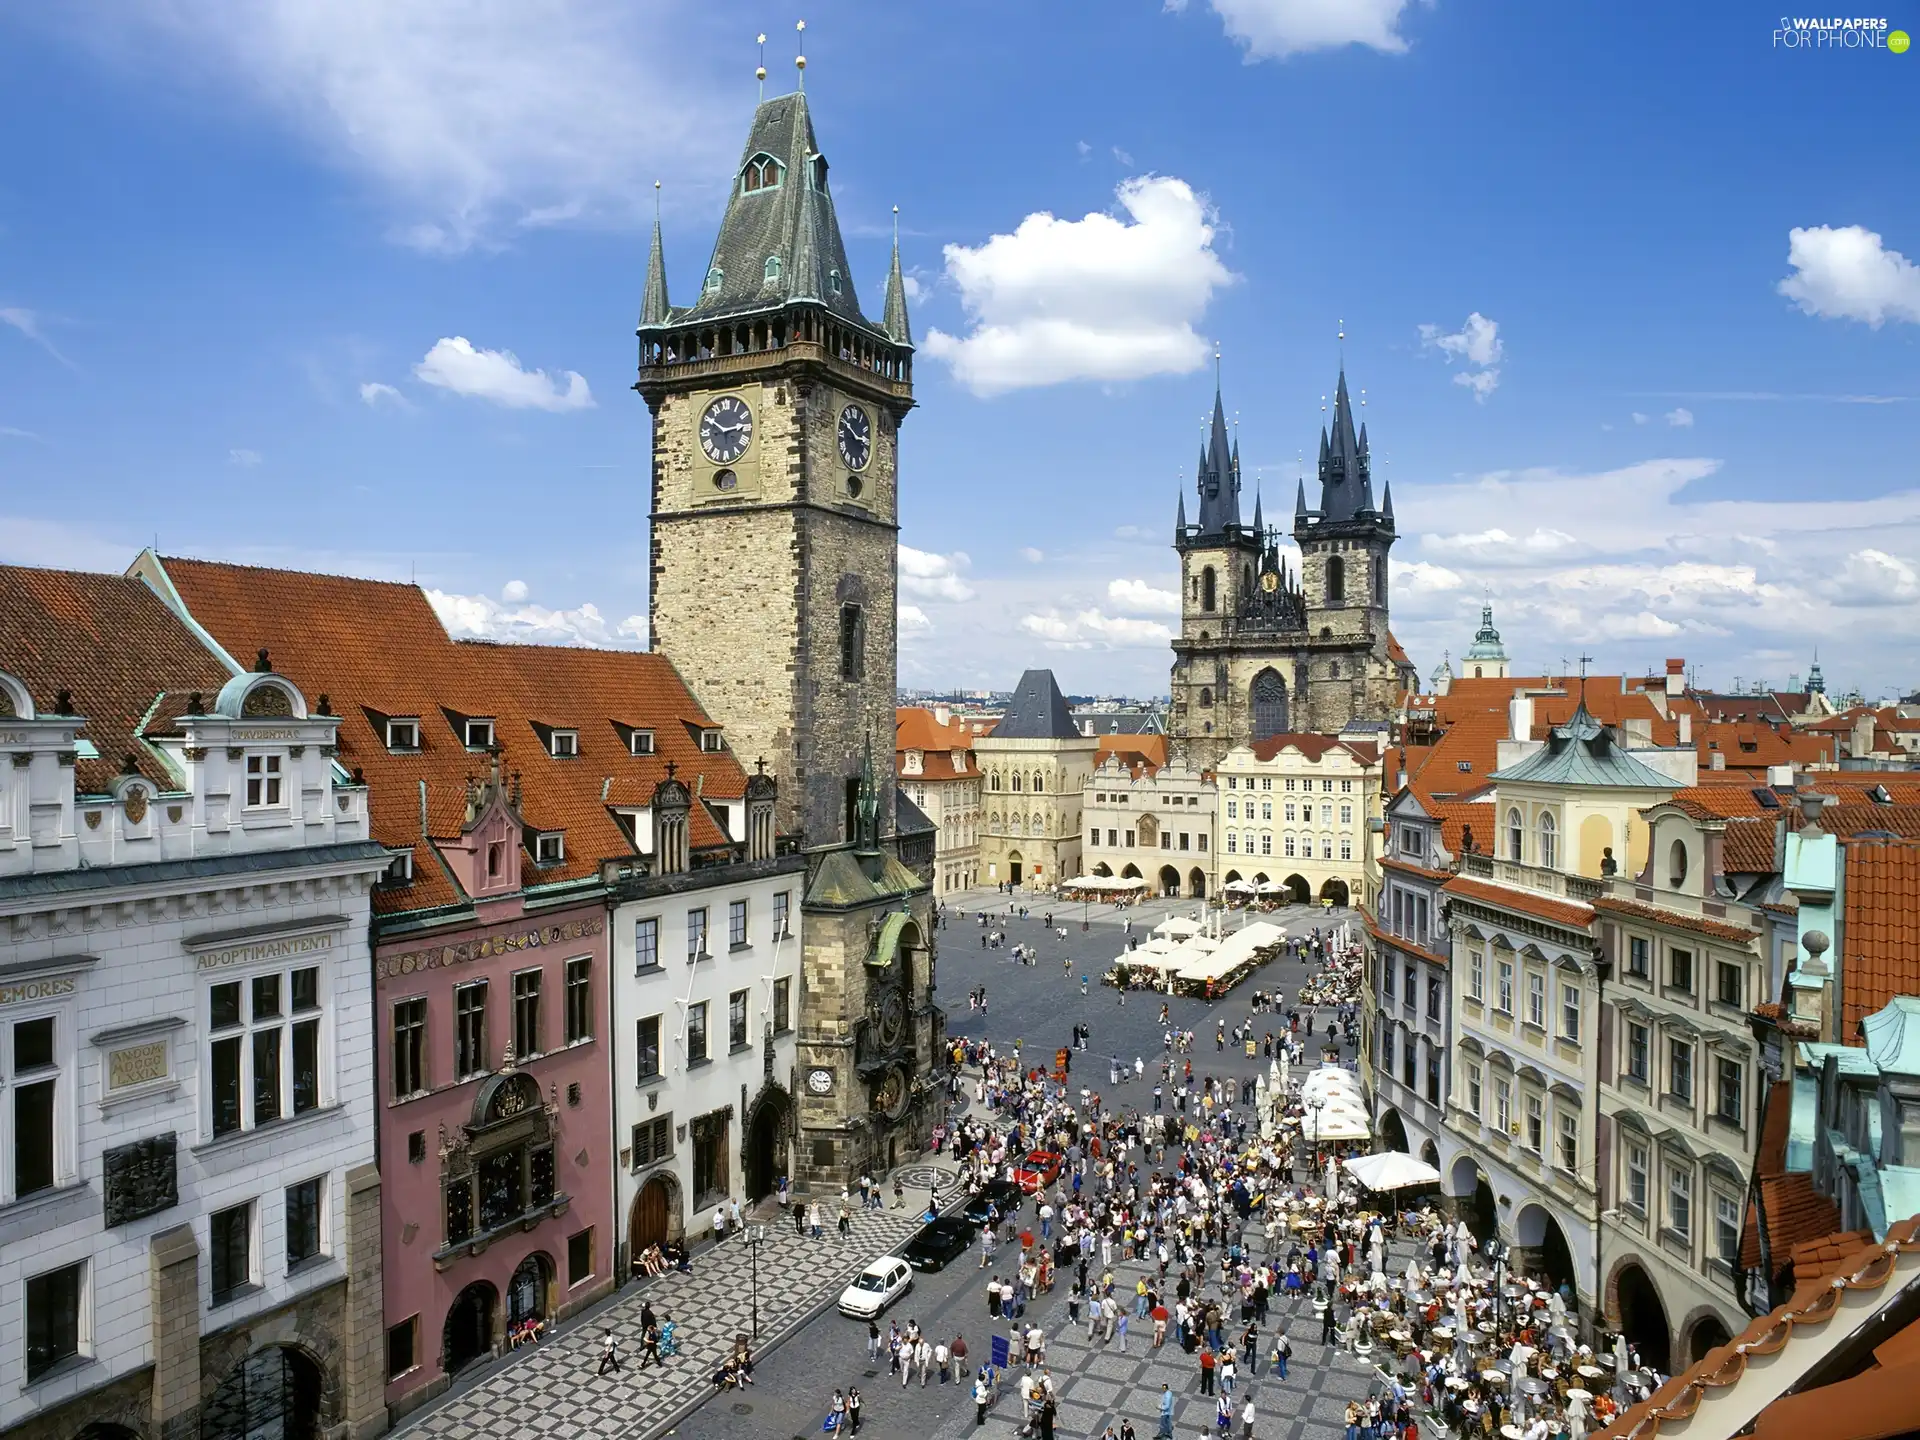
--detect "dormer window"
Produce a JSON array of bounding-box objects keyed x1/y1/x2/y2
[
  {"x1": 741, "y1": 154, "x2": 783, "y2": 193},
  {"x1": 810, "y1": 154, "x2": 828, "y2": 191},
  {"x1": 828, "y1": 269, "x2": 842, "y2": 296},
  {"x1": 245, "y1": 754, "x2": 283, "y2": 808},
  {"x1": 951, "y1": 749, "x2": 964, "y2": 771},
  {"x1": 764, "y1": 255, "x2": 782, "y2": 284},
  {"x1": 704, "y1": 267, "x2": 724, "y2": 295},
  {"x1": 700, "y1": 729, "x2": 726, "y2": 754},
  {"x1": 549, "y1": 730, "x2": 578, "y2": 759},
  {"x1": 382, "y1": 850, "x2": 415, "y2": 887},
  {"x1": 386, "y1": 717, "x2": 420, "y2": 751},
  {"x1": 629, "y1": 729, "x2": 655, "y2": 757},
  {"x1": 904, "y1": 750, "x2": 923, "y2": 775},
  {"x1": 534, "y1": 832, "x2": 565, "y2": 866},
  {"x1": 464, "y1": 718, "x2": 494, "y2": 750}
]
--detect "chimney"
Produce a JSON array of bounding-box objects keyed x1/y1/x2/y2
[
  {"x1": 1767, "y1": 764, "x2": 1794, "y2": 788},
  {"x1": 1666, "y1": 658, "x2": 1685, "y2": 698},
  {"x1": 1677, "y1": 711, "x2": 1692, "y2": 746},
  {"x1": 1624, "y1": 717, "x2": 1652, "y2": 746},
  {"x1": 1509, "y1": 691, "x2": 1535, "y2": 743},
  {"x1": 1711, "y1": 751, "x2": 1725, "y2": 771},
  {"x1": 934, "y1": 703, "x2": 951, "y2": 726},
  {"x1": 1852, "y1": 713, "x2": 1876, "y2": 758}
]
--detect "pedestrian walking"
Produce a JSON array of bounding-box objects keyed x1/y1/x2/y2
[
  {"x1": 847, "y1": 1387, "x2": 863, "y2": 1434},
  {"x1": 1272, "y1": 1328, "x2": 1291, "y2": 1381},
  {"x1": 1240, "y1": 1397, "x2": 1255, "y2": 1439},
  {"x1": 1158, "y1": 1384, "x2": 1176, "y2": 1439},
  {"x1": 867, "y1": 1318, "x2": 881, "y2": 1362},
  {"x1": 597, "y1": 1330, "x2": 620, "y2": 1375},
  {"x1": 638, "y1": 1322, "x2": 661, "y2": 1369},
  {"x1": 1199, "y1": 1344, "x2": 1216, "y2": 1395}
]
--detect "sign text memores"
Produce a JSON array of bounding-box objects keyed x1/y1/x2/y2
[{"x1": 378, "y1": 917, "x2": 605, "y2": 980}]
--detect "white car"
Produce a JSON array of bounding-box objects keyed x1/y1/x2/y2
[{"x1": 837, "y1": 1256, "x2": 912, "y2": 1319}]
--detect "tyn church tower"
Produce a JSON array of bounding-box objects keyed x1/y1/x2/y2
[
  {"x1": 1167, "y1": 370, "x2": 1400, "y2": 771},
  {"x1": 636, "y1": 90, "x2": 940, "y2": 1192}
]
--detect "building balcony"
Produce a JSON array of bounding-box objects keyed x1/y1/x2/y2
[{"x1": 1460, "y1": 851, "x2": 1602, "y2": 903}]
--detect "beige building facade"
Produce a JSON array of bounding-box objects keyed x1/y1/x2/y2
[
  {"x1": 1083, "y1": 752, "x2": 1216, "y2": 899},
  {"x1": 977, "y1": 670, "x2": 1097, "y2": 891},
  {"x1": 896, "y1": 705, "x2": 983, "y2": 896},
  {"x1": 1214, "y1": 735, "x2": 1383, "y2": 909}
]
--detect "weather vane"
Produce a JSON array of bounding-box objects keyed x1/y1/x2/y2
[
  {"x1": 795, "y1": 19, "x2": 807, "y2": 91},
  {"x1": 756, "y1": 33, "x2": 767, "y2": 99}
]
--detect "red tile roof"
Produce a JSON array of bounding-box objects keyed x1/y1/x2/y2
[
  {"x1": 1788, "y1": 1227, "x2": 1876, "y2": 1286},
  {"x1": 1591, "y1": 895, "x2": 1764, "y2": 944},
  {"x1": 1363, "y1": 912, "x2": 1450, "y2": 968},
  {"x1": 0, "y1": 564, "x2": 232, "y2": 794},
  {"x1": 1429, "y1": 800, "x2": 1494, "y2": 860},
  {"x1": 1838, "y1": 836, "x2": 1920, "y2": 1040},
  {"x1": 1723, "y1": 817, "x2": 1780, "y2": 872},
  {"x1": 150, "y1": 556, "x2": 744, "y2": 916},
  {"x1": 1247, "y1": 733, "x2": 1379, "y2": 765},
  {"x1": 1441, "y1": 873, "x2": 1595, "y2": 930},
  {"x1": 1818, "y1": 803, "x2": 1920, "y2": 841},
  {"x1": 1095, "y1": 733, "x2": 1169, "y2": 777},
  {"x1": 1600, "y1": 1216, "x2": 1920, "y2": 1440},
  {"x1": 1381, "y1": 855, "x2": 1452, "y2": 883},
  {"x1": 895, "y1": 706, "x2": 980, "y2": 781}
]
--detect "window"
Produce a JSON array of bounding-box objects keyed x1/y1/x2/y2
[
  {"x1": 1384, "y1": 963, "x2": 1396, "y2": 1002},
  {"x1": 741, "y1": 153, "x2": 781, "y2": 191},
  {"x1": 1715, "y1": 1056, "x2": 1743, "y2": 1125},
  {"x1": 1558, "y1": 1111, "x2": 1579, "y2": 1170},
  {"x1": 512, "y1": 970, "x2": 542, "y2": 1059},
  {"x1": 1628, "y1": 936, "x2": 1649, "y2": 978},
  {"x1": 687, "y1": 907, "x2": 709, "y2": 961},
  {"x1": 1627, "y1": 1143, "x2": 1649, "y2": 1212},
  {"x1": 631, "y1": 1115, "x2": 673, "y2": 1169},
  {"x1": 1508, "y1": 808, "x2": 1524, "y2": 862},
  {"x1": 392, "y1": 998, "x2": 427, "y2": 1099},
  {"x1": 1404, "y1": 966, "x2": 1417, "y2": 1011},
  {"x1": 1227, "y1": 833, "x2": 1237, "y2": 854},
  {"x1": 25, "y1": 1261, "x2": 84, "y2": 1382},
  {"x1": 387, "y1": 1317, "x2": 418, "y2": 1380},
  {"x1": 1668, "y1": 837, "x2": 1689, "y2": 889},
  {"x1": 1466, "y1": 1063, "x2": 1483, "y2": 1116},
  {"x1": 1539, "y1": 813, "x2": 1557, "y2": 870},
  {"x1": 1340, "y1": 837, "x2": 1352, "y2": 861},
  {"x1": 386, "y1": 718, "x2": 420, "y2": 750},
  {"x1": 549, "y1": 730, "x2": 578, "y2": 758},
  {"x1": 534, "y1": 832, "x2": 564, "y2": 865},
  {"x1": 1326, "y1": 554, "x2": 1345, "y2": 604},
  {"x1": 839, "y1": 604, "x2": 865, "y2": 681},
  {"x1": 464, "y1": 718, "x2": 494, "y2": 750},
  {"x1": 564, "y1": 957, "x2": 592, "y2": 1044},
  {"x1": 209, "y1": 1201, "x2": 253, "y2": 1305},
  {"x1": 208, "y1": 964, "x2": 322, "y2": 1136},
  {"x1": 636, "y1": 1015, "x2": 661, "y2": 1082},
  {"x1": 1495, "y1": 1080, "x2": 1511, "y2": 1134},
  {"x1": 1561, "y1": 983, "x2": 1581, "y2": 1042},
  {"x1": 286, "y1": 1177, "x2": 324, "y2": 1270},
  {"x1": 1524, "y1": 1093, "x2": 1544, "y2": 1152},
  {"x1": 828, "y1": 269, "x2": 842, "y2": 295},
  {"x1": 773, "y1": 977, "x2": 792, "y2": 1033},
  {"x1": 1282, "y1": 834, "x2": 1293, "y2": 857},
  {"x1": 408, "y1": 1131, "x2": 426, "y2": 1163},
  {"x1": 1669, "y1": 1037, "x2": 1693, "y2": 1102},
  {"x1": 8, "y1": 1015, "x2": 59, "y2": 1199},
  {"x1": 629, "y1": 729, "x2": 655, "y2": 756},
  {"x1": 729, "y1": 898, "x2": 749, "y2": 949},
  {"x1": 704, "y1": 266, "x2": 723, "y2": 294},
  {"x1": 635, "y1": 917, "x2": 660, "y2": 972},
  {"x1": 381, "y1": 850, "x2": 414, "y2": 887},
  {"x1": 1382, "y1": 1028, "x2": 1395, "y2": 1073},
  {"x1": 1226, "y1": 800, "x2": 1237, "y2": 821},
  {"x1": 1428, "y1": 976, "x2": 1442, "y2": 1022},
  {"x1": 455, "y1": 982, "x2": 488, "y2": 1080},
  {"x1": 729, "y1": 990, "x2": 749, "y2": 1050},
  {"x1": 764, "y1": 254, "x2": 782, "y2": 283},
  {"x1": 1527, "y1": 972, "x2": 1545, "y2": 1028},
  {"x1": 1716, "y1": 960, "x2": 1742, "y2": 1007},
  {"x1": 1342, "y1": 779, "x2": 1354, "y2": 794},
  {"x1": 700, "y1": 729, "x2": 726, "y2": 753},
  {"x1": 569, "y1": 1228, "x2": 595, "y2": 1286},
  {"x1": 1669, "y1": 948, "x2": 1694, "y2": 993},
  {"x1": 1627, "y1": 1021, "x2": 1649, "y2": 1083},
  {"x1": 1469, "y1": 948, "x2": 1485, "y2": 1002},
  {"x1": 686, "y1": 1002, "x2": 709, "y2": 1065},
  {"x1": 245, "y1": 753, "x2": 283, "y2": 807},
  {"x1": 1497, "y1": 959, "x2": 1514, "y2": 1014},
  {"x1": 1714, "y1": 1194, "x2": 1740, "y2": 1264},
  {"x1": 1667, "y1": 1164, "x2": 1692, "y2": 1239},
  {"x1": 773, "y1": 891, "x2": 791, "y2": 939},
  {"x1": 1339, "y1": 804, "x2": 1352, "y2": 825}
]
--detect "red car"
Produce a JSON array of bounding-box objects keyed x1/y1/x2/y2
[{"x1": 1012, "y1": 1149, "x2": 1063, "y2": 1194}]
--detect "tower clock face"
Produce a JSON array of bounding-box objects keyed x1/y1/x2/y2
[
  {"x1": 837, "y1": 404, "x2": 872, "y2": 471},
  {"x1": 1261, "y1": 570, "x2": 1279, "y2": 594},
  {"x1": 699, "y1": 395, "x2": 753, "y2": 464}
]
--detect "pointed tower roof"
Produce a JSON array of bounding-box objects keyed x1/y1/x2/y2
[
  {"x1": 1381, "y1": 479, "x2": 1395, "y2": 524},
  {"x1": 1464, "y1": 600, "x2": 1508, "y2": 663},
  {"x1": 994, "y1": 669, "x2": 1080, "y2": 740},
  {"x1": 1317, "y1": 369, "x2": 1374, "y2": 523},
  {"x1": 1251, "y1": 487, "x2": 1264, "y2": 539},
  {"x1": 669, "y1": 91, "x2": 874, "y2": 331},
  {"x1": 1175, "y1": 488, "x2": 1188, "y2": 540},
  {"x1": 1294, "y1": 477, "x2": 1311, "y2": 526},
  {"x1": 882, "y1": 229, "x2": 913, "y2": 346},
  {"x1": 640, "y1": 215, "x2": 671, "y2": 327},
  {"x1": 1806, "y1": 650, "x2": 1827, "y2": 695},
  {"x1": 1192, "y1": 384, "x2": 1242, "y2": 540}
]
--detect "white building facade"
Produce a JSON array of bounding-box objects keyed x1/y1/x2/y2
[{"x1": 1083, "y1": 753, "x2": 1216, "y2": 899}]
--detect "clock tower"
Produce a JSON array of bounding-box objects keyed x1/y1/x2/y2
[{"x1": 636, "y1": 88, "x2": 941, "y2": 1192}]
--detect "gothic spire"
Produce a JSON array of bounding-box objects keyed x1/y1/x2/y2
[
  {"x1": 1192, "y1": 383, "x2": 1242, "y2": 539},
  {"x1": 1175, "y1": 487, "x2": 1188, "y2": 541},
  {"x1": 1251, "y1": 486, "x2": 1263, "y2": 539},
  {"x1": 882, "y1": 209, "x2": 913, "y2": 346},
  {"x1": 1315, "y1": 368, "x2": 1377, "y2": 524},
  {"x1": 1381, "y1": 479, "x2": 1395, "y2": 525},
  {"x1": 640, "y1": 212, "x2": 671, "y2": 327},
  {"x1": 1294, "y1": 476, "x2": 1311, "y2": 527}
]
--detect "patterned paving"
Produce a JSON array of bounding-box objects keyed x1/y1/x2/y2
[{"x1": 392, "y1": 1197, "x2": 938, "y2": 1440}]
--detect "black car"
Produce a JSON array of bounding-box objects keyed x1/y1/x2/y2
[
  {"x1": 901, "y1": 1215, "x2": 978, "y2": 1272},
  {"x1": 960, "y1": 1180, "x2": 1025, "y2": 1227}
]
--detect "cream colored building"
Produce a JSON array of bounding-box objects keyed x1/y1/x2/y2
[
  {"x1": 1214, "y1": 734, "x2": 1383, "y2": 908},
  {"x1": 896, "y1": 705, "x2": 983, "y2": 895},
  {"x1": 1083, "y1": 750, "x2": 1217, "y2": 899},
  {"x1": 977, "y1": 669, "x2": 1097, "y2": 890}
]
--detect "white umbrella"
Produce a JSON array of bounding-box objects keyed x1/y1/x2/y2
[{"x1": 1342, "y1": 1151, "x2": 1442, "y2": 1192}]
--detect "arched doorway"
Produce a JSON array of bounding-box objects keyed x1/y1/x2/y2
[
  {"x1": 1378, "y1": 1109, "x2": 1410, "y2": 1154},
  {"x1": 746, "y1": 1085, "x2": 791, "y2": 1200},
  {"x1": 1320, "y1": 877, "x2": 1351, "y2": 907},
  {"x1": 628, "y1": 1172, "x2": 681, "y2": 1259},
  {"x1": 1686, "y1": 1313, "x2": 1733, "y2": 1365},
  {"x1": 1121, "y1": 863, "x2": 1142, "y2": 880},
  {"x1": 1159, "y1": 865, "x2": 1181, "y2": 897},
  {"x1": 1283, "y1": 874, "x2": 1310, "y2": 905},
  {"x1": 1447, "y1": 1155, "x2": 1497, "y2": 1241},
  {"x1": 443, "y1": 1282, "x2": 497, "y2": 1376},
  {"x1": 1189, "y1": 868, "x2": 1206, "y2": 899},
  {"x1": 1093, "y1": 862, "x2": 1113, "y2": 877},
  {"x1": 1008, "y1": 850, "x2": 1023, "y2": 886},
  {"x1": 1420, "y1": 1140, "x2": 1440, "y2": 1170},
  {"x1": 1515, "y1": 1202, "x2": 1576, "y2": 1297},
  {"x1": 1614, "y1": 1262, "x2": 1672, "y2": 1373},
  {"x1": 201, "y1": 1345, "x2": 324, "y2": 1440},
  {"x1": 1224, "y1": 870, "x2": 1243, "y2": 886},
  {"x1": 506, "y1": 1252, "x2": 552, "y2": 1328}
]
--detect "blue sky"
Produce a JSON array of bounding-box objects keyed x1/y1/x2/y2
[{"x1": 3, "y1": 2, "x2": 1918, "y2": 700}]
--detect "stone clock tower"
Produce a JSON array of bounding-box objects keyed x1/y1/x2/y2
[{"x1": 636, "y1": 88, "x2": 941, "y2": 1193}]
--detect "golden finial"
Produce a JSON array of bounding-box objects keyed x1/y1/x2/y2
[
  {"x1": 653, "y1": 179, "x2": 661, "y2": 221},
  {"x1": 757, "y1": 33, "x2": 767, "y2": 98},
  {"x1": 795, "y1": 19, "x2": 806, "y2": 90}
]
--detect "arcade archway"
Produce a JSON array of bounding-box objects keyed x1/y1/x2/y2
[
  {"x1": 745, "y1": 1083, "x2": 792, "y2": 1200},
  {"x1": 1614, "y1": 1261, "x2": 1672, "y2": 1373},
  {"x1": 1685, "y1": 1313, "x2": 1733, "y2": 1365},
  {"x1": 1159, "y1": 865, "x2": 1181, "y2": 897},
  {"x1": 1283, "y1": 874, "x2": 1311, "y2": 905},
  {"x1": 507, "y1": 1252, "x2": 553, "y2": 1327},
  {"x1": 1320, "y1": 877, "x2": 1351, "y2": 907},
  {"x1": 1189, "y1": 868, "x2": 1206, "y2": 899},
  {"x1": 202, "y1": 1345, "x2": 324, "y2": 1440},
  {"x1": 1447, "y1": 1155, "x2": 1498, "y2": 1242},
  {"x1": 1420, "y1": 1140, "x2": 1440, "y2": 1170},
  {"x1": 1378, "y1": 1108, "x2": 1411, "y2": 1154},
  {"x1": 1515, "y1": 1202, "x2": 1577, "y2": 1298},
  {"x1": 442, "y1": 1282, "x2": 497, "y2": 1376}
]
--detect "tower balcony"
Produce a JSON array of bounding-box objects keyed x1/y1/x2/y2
[{"x1": 636, "y1": 308, "x2": 913, "y2": 411}]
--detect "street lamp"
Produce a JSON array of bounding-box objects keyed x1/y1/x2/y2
[
  {"x1": 1305, "y1": 1094, "x2": 1325, "y2": 1175},
  {"x1": 744, "y1": 1224, "x2": 768, "y2": 1339}
]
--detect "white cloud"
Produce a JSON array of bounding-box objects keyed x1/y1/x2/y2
[
  {"x1": 898, "y1": 545, "x2": 975, "y2": 602},
  {"x1": 501, "y1": 578, "x2": 530, "y2": 603},
  {"x1": 359, "y1": 381, "x2": 409, "y2": 407},
  {"x1": 1665, "y1": 407, "x2": 1694, "y2": 428},
  {"x1": 2, "y1": 426, "x2": 41, "y2": 441},
  {"x1": 1418, "y1": 312, "x2": 1502, "y2": 401},
  {"x1": 1019, "y1": 608, "x2": 1173, "y2": 649},
  {"x1": 413, "y1": 336, "x2": 593, "y2": 412},
  {"x1": 1076, "y1": 140, "x2": 1092, "y2": 158},
  {"x1": 0, "y1": 307, "x2": 76, "y2": 368},
  {"x1": 41, "y1": 2, "x2": 734, "y2": 252},
  {"x1": 901, "y1": 274, "x2": 924, "y2": 301},
  {"x1": 1114, "y1": 524, "x2": 1154, "y2": 541},
  {"x1": 1826, "y1": 548, "x2": 1920, "y2": 607},
  {"x1": 1631, "y1": 412, "x2": 1649, "y2": 425},
  {"x1": 1388, "y1": 559, "x2": 1464, "y2": 594},
  {"x1": 228, "y1": 448, "x2": 262, "y2": 467},
  {"x1": 898, "y1": 604, "x2": 933, "y2": 634},
  {"x1": 1423, "y1": 526, "x2": 1578, "y2": 565},
  {"x1": 1179, "y1": 0, "x2": 1422, "y2": 59},
  {"x1": 1778, "y1": 224, "x2": 1920, "y2": 327},
  {"x1": 1112, "y1": 146, "x2": 1134, "y2": 166},
  {"x1": 427, "y1": 588, "x2": 645, "y2": 647},
  {"x1": 1020, "y1": 547, "x2": 1046, "y2": 563},
  {"x1": 922, "y1": 175, "x2": 1235, "y2": 396},
  {"x1": 1106, "y1": 577, "x2": 1181, "y2": 614}
]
